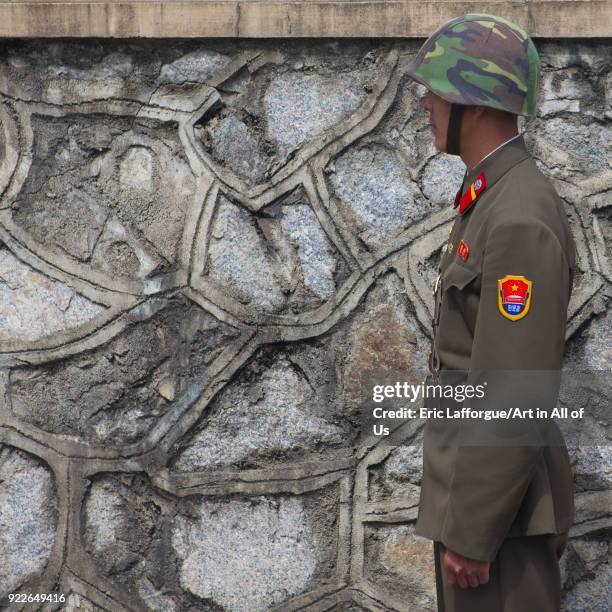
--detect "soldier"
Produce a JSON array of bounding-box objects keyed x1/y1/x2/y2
[{"x1": 403, "y1": 13, "x2": 576, "y2": 612}]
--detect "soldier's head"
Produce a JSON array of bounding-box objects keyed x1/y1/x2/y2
[{"x1": 405, "y1": 14, "x2": 540, "y2": 156}]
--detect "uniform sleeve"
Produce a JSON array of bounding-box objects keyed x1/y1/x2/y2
[{"x1": 439, "y1": 217, "x2": 572, "y2": 562}]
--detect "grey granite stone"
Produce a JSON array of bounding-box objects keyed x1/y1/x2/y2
[
  {"x1": 196, "y1": 44, "x2": 388, "y2": 184},
  {"x1": 158, "y1": 50, "x2": 232, "y2": 85},
  {"x1": 279, "y1": 202, "x2": 339, "y2": 300},
  {"x1": 172, "y1": 489, "x2": 338, "y2": 611},
  {"x1": 328, "y1": 144, "x2": 431, "y2": 247},
  {"x1": 384, "y1": 435, "x2": 424, "y2": 487},
  {"x1": 420, "y1": 154, "x2": 466, "y2": 206},
  {"x1": 562, "y1": 561, "x2": 612, "y2": 612},
  {"x1": 368, "y1": 432, "x2": 423, "y2": 506},
  {"x1": 0, "y1": 445, "x2": 58, "y2": 598},
  {"x1": 562, "y1": 310, "x2": 612, "y2": 489},
  {"x1": 567, "y1": 310, "x2": 612, "y2": 371},
  {"x1": 344, "y1": 272, "x2": 430, "y2": 412},
  {"x1": 263, "y1": 70, "x2": 367, "y2": 156},
  {"x1": 207, "y1": 114, "x2": 269, "y2": 183},
  {"x1": 0, "y1": 247, "x2": 105, "y2": 343},
  {"x1": 206, "y1": 195, "x2": 287, "y2": 311}
]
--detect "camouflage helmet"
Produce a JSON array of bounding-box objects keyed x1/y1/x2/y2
[{"x1": 404, "y1": 13, "x2": 541, "y2": 117}]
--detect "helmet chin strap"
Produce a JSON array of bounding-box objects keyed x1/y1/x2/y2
[{"x1": 445, "y1": 103, "x2": 464, "y2": 155}]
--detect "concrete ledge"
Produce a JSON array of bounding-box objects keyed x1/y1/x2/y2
[{"x1": 0, "y1": 1, "x2": 610, "y2": 38}]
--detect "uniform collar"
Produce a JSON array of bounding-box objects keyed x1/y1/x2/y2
[
  {"x1": 453, "y1": 133, "x2": 530, "y2": 215},
  {"x1": 474, "y1": 132, "x2": 522, "y2": 167}
]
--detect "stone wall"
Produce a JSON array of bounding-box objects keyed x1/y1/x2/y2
[{"x1": 0, "y1": 37, "x2": 610, "y2": 611}]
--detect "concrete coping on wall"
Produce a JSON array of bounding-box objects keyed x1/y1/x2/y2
[{"x1": 0, "y1": 1, "x2": 610, "y2": 38}]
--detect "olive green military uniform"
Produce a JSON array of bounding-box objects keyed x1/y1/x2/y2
[
  {"x1": 402, "y1": 12, "x2": 576, "y2": 611},
  {"x1": 415, "y1": 133, "x2": 576, "y2": 611}
]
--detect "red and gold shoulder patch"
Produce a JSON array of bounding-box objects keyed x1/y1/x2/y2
[
  {"x1": 498, "y1": 275, "x2": 533, "y2": 321},
  {"x1": 457, "y1": 239, "x2": 469, "y2": 262}
]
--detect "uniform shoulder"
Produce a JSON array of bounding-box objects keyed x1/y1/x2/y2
[
  {"x1": 486, "y1": 158, "x2": 574, "y2": 248},
  {"x1": 494, "y1": 157, "x2": 560, "y2": 217}
]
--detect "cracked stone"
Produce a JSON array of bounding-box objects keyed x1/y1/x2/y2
[
  {"x1": 171, "y1": 355, "x2": 347, "y2": 471},
  {"x1": 0, "y1": 38, "x2": 609, "y2": 612},
  {"x1": 13, "y1": 114, "x2": 195, "y2": 278},
  {"x1": 206, "y1": 195, "x2": 286, "y2": 311},
  {"x1": 83, "y1": 476, "x2": 340, "y2": 611},
  {"x1": 527, "y1": 119, "x2": 612, "y2": 179},
  {"x1": 0, "y1": 42, "x2": 167, "y2": 104},
  {"x1": 9, "y1": 297, "x2": 239, "y2": 446},
  {"x1": 84, "y1": 474, "x2": 161, "y2": 576},
  {"x1": 82, "y1": 473, "x2": 202, "y2": 610},
  {"x1": 196, "y1": 47, "x2": 386, "y2": 185},
  {"x1": 206, "y1": 190, "x2": 348, "y2": 313},
  {"x1": 149, "y1": 81, "x2": 216, "y2": 113},
  {"x1": 539, "y1": 67, "x2": 596, "y2": 116}
]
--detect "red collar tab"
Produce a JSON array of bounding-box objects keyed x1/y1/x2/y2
[{"x1": 459, "y1": 172, "x2": 487, "y2": 215}]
